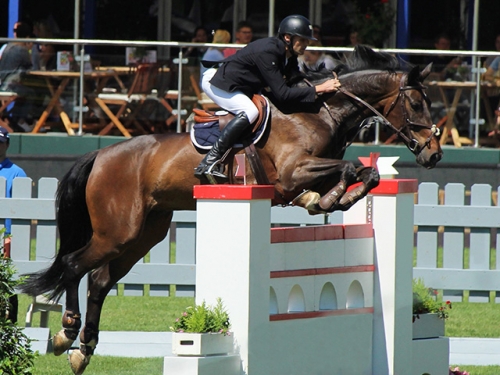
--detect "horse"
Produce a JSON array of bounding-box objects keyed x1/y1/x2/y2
[{"x1": 20, "y1": 45, "x2": 442, "y2": 375}]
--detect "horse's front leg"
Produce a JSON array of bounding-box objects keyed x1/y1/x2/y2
[
  {"x1": 327, "y1": 166, "x2": 380, "y2": 212},
  {"x1": 282, "y1": 157, "x2": 356, "y2": 212},
  {"x1": 285, "y1": 157, "x2": 379, "y2": 213}
]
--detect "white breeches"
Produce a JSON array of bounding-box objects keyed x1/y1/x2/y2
[{"x1": 201, "y1": 68, "x2": 259, "y2": 123}]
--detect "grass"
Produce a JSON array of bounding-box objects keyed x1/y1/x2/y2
[
  {"x1": 18, "y1": 292, "x2": 194, "y2": 334},
  {"x1": 446, "y1": 302, "x2": 500, "y2": 337},
  {"x1": 33, "y1": 355, "x2": 163, "y2": 375}
]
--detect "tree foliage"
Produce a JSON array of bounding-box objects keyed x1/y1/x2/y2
[{"x1": 0, "y1": 230, "x2": 37, "y2": 374}]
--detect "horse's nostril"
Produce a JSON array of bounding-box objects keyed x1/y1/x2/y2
[{"x1": 428, "y1": 152, "x2": 442, "y2": 167}]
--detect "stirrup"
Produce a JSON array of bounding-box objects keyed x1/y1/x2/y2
[{"x1": 206, "y1": 161, "x2": 227, "y2": 185}]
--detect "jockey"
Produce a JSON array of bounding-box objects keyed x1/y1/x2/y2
[{"x1": 195, "y1": 14, "x2": 341, "y2": 180}]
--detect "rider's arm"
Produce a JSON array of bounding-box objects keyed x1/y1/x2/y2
[
  {"x1": 315, "y1": 79, "x2": 341, "y2": 94},
  {"x1": 257, "y1": 49, "x2": 317, "y2": 102}
]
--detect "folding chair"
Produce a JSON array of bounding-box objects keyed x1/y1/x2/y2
[
  {"x1": 95, "y1": 63, "x2": 162, "y2": 137},
  {"x1": 25, "y1": 295, "x2": 63, "y2": 328}
]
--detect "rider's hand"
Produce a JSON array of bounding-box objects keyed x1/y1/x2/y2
[{"x1": 316, "y1": 78, "x2": 341, "y2": 94}]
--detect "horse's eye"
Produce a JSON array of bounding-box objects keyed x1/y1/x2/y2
[{"x1": 410, "y1": 101, "x2": 423, "y2": 111}]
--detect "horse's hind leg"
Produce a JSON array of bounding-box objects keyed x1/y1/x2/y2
[
  {"x1": 52, "y1": 244, "x2": 94, "y2": 356},
  {"x1": 69, "y1": 210, "x2": 173, "y2": 375}
]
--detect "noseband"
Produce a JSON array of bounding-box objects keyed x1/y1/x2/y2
[{"x1": 336, "y1": 73, "x2": 440, "y2": 156}]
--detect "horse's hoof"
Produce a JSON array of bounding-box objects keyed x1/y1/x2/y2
[
  {"x1": 68, "y1": 349, "x2": 91, "y2": 375},
  {"x1": 53, "y1": 330, "x2": 75, "y2": 356},
  {"x1": 291, "y1": 190, "x2": 321, "y2": 211}
]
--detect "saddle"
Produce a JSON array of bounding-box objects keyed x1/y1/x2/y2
[
  {"x1": 190, "y1": 94, "x2": 270, "y2": 185},
  {"x1": 192, "y1": 94, "x2": 268, "y2": 134}
]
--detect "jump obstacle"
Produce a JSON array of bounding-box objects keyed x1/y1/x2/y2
[{"x1": 163, "y1": 180, "x2": 449, "y2": 375}]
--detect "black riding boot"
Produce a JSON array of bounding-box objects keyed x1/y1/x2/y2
[{"x1": 194, "y1": 112, "x2": 251, "y2": 181}]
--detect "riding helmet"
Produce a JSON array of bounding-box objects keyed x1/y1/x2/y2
[{"x1": 278, "y1": 15, "x2": 317, "y2": 41}]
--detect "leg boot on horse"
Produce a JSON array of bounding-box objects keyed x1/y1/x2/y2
[{"x1": 194, "y1": 112, "x2": 250, "y2": 181}]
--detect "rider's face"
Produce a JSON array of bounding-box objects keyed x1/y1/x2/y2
[{"x1": 289, "y1": 36, "x2": 310, "y2": 56}]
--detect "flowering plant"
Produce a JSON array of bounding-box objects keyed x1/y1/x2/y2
[
  {"x1": 170, "y1": 297, "x2": 231, "y2": 335},
  {"x1": 352, "y1": 0, "x2": 396, "y2": 47},
  {"x1": 449, "y1": 367, "x2": 470, "y2": 375},
  {"x1": 412, "y1": 278, "x2": 452, "y2": 321}
]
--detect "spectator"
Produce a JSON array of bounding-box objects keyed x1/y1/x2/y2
[
  {"x1": 184, "y1": 26, "x2": 208, "y2": 64},
  {"x1": 484, "y1": 34, "x2": 500, "y2": 69},
  {"x1": 38, "y1": 44, "x2": 56, "y2": 71},
  {"x1": 347, "y1": 29, "x2": 362, "y2": 47},
  {"x1": 200, "y1": 29, "x2": 231, "y2": 87},
  {"x1": 483, "y1": 55, "x2": 500, "y2": 136},
  {"x1": 0, "y1": 22, "x2": 32, "y2": 60},
  {"x1": 31, "y1": 20, "x2": 56, "y2": 70},
  {"x1": 312, "y1": 24, "x2": 322, "y2": 44},
  {"x1": 484, "y1": 56, "x2": 500, "y2": 82},
  {"x1": 0, "y1": 24, "x2": 37, "y2": 132},
  {"x1": 425, "y1": 33, "x2": 461, "y2": 81},
  {"x1": 0, "y1": 125, "x2": 27, "y2": 323},
  {"x1": 298, "y1": 40, "x2": 338, "y2": 73},
  {"x1": 342, "y1": 29, "x2": 362, "y2": 61},
  {"x1": 223, "y1": 21, "x2": 254, "y2": 58}
]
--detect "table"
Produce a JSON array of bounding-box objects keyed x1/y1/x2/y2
[
  {"x1": 95, "y1": 66, "x2": 133, "y2": 91},
  {"x1": 427, "y1": 80, "x2": 498, "y2": 147},
  {"x1": 28, "y1": 70, "x2": 128, "y2": 135}
]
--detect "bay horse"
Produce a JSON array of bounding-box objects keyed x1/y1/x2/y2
[{"x1": 20, "y1": 45, "x2": 442, "y2": 374}]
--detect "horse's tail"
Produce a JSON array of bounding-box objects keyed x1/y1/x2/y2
[{"x1": 19, "y1": 150, "x2": 98, "y2": 301}]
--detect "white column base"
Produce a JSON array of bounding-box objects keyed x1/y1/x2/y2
[{"x1": 163, "y1": 355, "x2": 241, "y2": 375}]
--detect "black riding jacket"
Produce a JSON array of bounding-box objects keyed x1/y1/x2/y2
[{"x1": 208, "y1": 37, "x2": 316, "y2": 102}]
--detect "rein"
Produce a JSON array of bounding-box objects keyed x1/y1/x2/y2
[{"x1": 316, "y1": 72, "x2": 440, "y2": 157}]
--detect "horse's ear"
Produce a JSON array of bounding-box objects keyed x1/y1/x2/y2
[
  {"x1": 406, "y1": 65, "x2": 421, "y2": 85},
  {"x1": 420, "y1": 63, "x2": 433, "y2": 81}
]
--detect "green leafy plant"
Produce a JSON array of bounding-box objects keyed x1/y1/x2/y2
[
  {"x1": 0, "y1": 228, "x2": 37, "y2": 374},
  {"x1": 351, "y1": 0, "x2": 396, "y2": 47},
  {"x1": 170, "y1": 297, "x2": 230, "y2": 335},
  {"x1": 413, "y1": 277, "x2": 452, "y2": 320}
]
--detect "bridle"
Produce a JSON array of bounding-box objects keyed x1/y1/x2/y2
[{"x1": 326, "y1": 72, "x2": 440, "y2": 157}]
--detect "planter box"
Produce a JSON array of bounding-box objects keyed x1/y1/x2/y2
[
  {"x1": 172, "y1": 332, "x2": 234, "y2": 356},
  {"x1": 412, "y1": 337, "x2": 450, "y2": 375},
  {"x1": 412, "y1": 313, "x2": 445, "y2": 339}
]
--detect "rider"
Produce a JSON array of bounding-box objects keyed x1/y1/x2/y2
[{"x1": 195, "y1": 14, "x2": 342, "y2": 180}]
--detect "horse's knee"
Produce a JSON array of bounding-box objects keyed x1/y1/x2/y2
[
  {"x1": 356, "y1": 166, "x2": 380, "y2": 187},
  {"x1": 340, "y1": 162, "x2": 358, "y2": 184}
]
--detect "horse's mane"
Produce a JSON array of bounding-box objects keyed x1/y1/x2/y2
[{"x1": 300, "y1": 44, "x2": 413, "y2": 84}]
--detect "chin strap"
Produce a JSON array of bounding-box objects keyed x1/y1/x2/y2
[{"x1": 281, "y1": 34, "x2": 296, "y2": 57}]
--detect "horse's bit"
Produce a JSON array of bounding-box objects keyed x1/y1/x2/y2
[{"x1": 333, "y1": 72, "x2": 440, "y2": 157}]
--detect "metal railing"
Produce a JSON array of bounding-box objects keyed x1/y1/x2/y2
[{"x1": 0, "y1": 36, "x2": 499, "y2": 143}]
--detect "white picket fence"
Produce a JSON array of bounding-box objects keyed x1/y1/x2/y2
[{"x1": 4, "y1": 177, "x2": 500, "y2": 304}]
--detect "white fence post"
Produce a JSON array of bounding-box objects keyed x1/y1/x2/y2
[
  {"x1": 193, "y1": 185, "x2": 274, "y2": 374},
  {"x1": 344, "y1": 179, "x2": 417, "y2": 375}
]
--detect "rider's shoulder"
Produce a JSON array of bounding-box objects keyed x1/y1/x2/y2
[{"x1": 249, "y1": 37, "x2": 285, "y2": 54}]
